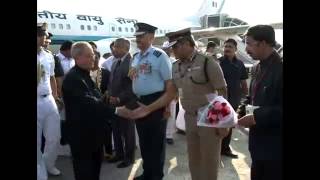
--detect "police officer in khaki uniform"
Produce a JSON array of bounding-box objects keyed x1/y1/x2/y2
[{"x1": 165, "y1": 28, "x2": 229, "y2": 180}]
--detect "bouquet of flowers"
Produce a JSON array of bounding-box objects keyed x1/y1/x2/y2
[{"x1": 197, "y1": 94, "x2": 237, "y2": 128}]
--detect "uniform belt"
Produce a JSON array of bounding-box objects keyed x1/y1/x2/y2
[
  {"x1": 139, "y1": 91, "x2": 164, "y2": 105},
  {"x1": 40, "y1": 94, "x2": 49, "y2": 98}
]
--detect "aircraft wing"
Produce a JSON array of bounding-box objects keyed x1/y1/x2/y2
[{"x1": 153, "y1": 22, "x2": 283, "y2": 46}]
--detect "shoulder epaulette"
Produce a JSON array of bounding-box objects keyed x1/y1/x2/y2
[
  {"x1": 153, "y1": 50, "x2": 162, "y2": 58},
  {"x1": 44, "y1": 49, "x2": 52, "y2": 54}
]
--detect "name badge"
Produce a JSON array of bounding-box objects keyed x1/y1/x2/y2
[
  {"x1": 139, "y1": 62, "x2": 152, "y2": 74},
  {"x1": 191, "y1": 66, "x2": 201, "y2": 70}
]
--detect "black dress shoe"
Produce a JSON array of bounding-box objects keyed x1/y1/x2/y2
[
  {"x1": 221, "y1": 151, "x2": 238, "y2": 158},
  {"x1": 176, "y1": 129, "x2": 186, "y2": 135},
  {"x1": 133, "y1": 174, "x2": 144, "y2": 180},
  {"x1": 166, "y1": 138, "x2": 174, "y2": 145},
  {"x1": 117, "y1": 161, "x2": 132, "y2": 168},
  {"x1": 107, "y1": 156, "x2": 124, "y2": 163}
]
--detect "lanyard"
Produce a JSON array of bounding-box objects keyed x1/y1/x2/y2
[{"x1": 252, "y1": 61, "x2": 273, "y2": 104}]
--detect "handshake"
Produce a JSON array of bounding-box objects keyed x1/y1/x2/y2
[
  {"x1": 114, "y1": 102, "x2": 150, "y2": 120},
  {"x1": 103, "y1": 91, "x2": 149, "y2": 120}
]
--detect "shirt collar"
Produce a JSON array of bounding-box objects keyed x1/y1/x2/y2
[
  {"x1": 259, "y1": 50, "x2": 278, "y2": 68},
  {"x1": 119, "y1": 52, "x2": 129, "y2": 62},
  {"x1": 139, "y1": 46, "x2": 153, "y2": 58}
]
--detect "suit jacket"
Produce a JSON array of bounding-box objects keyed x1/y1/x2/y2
[
  {"x1": 249, "y1": 51, "x2": 282, "y2": 161},
  {"x1": 62, "y1": 65, "x2": 115, "y2": 151},
  {"x1": 108, "y1": 53, "x2": 137, "y2": 107},
  {"x1": 100, "y1": 68, "x2": 110, "y2": 94}
]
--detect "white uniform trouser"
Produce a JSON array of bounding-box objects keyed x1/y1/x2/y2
[
  {"x1": 176, "y1": 99, "x2": 186, "y2": 131},
  {"x1": 37, "y1": 120, "x2": 47, "y2": 180},
  {"x1": 37, "y1": 94, "x2": 61, "y2": 171},
  {"x1": 166, "y1": 100, "x2": 177, "y2": 139}
]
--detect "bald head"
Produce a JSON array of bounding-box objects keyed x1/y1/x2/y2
[
  {"x1": 71, "y1": 42, "x2": 92, "y2": 59},
  {"x1": 71, "y1": 42, "x2": 95, "y2": 71}
]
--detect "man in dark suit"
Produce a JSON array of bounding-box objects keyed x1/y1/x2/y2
[
  {"x1": 219, "y1": 38, "x2": 248, "y2": 158},
  {"x1": 62, "y1": 41, "x2": 131, "y2": 180},
  {"x1": 238, "y1": 25, "x2": 282, "y2": 180},
  {"x1": 107, "y1": 38, "x2": 137, "y2": 168}
]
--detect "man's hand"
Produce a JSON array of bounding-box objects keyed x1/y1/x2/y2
[
  {"x1": 238, "y1": 114, "x2": 256, "y2": 128},
  {"x1": 216, "y1": 128, "x2": 229, "y2": 138},
  {"x1": 109, "y1": 96, "x2": 120, "y2": 105},
  {"x1": 130, "y1": 102, "x2": 152, "y2": 120},
  {"x1": 116, "y1": 106, "x2": 132, "y2": 119},
  {"x1": 128, "y1": 67, "x2": 138, "y2": 80},
  {"x1": 55, "y1": 98, "x2": 64, "y2": 111},
  {"x1": 163, "y1": 105, "x2": 171, "y2": 119}
]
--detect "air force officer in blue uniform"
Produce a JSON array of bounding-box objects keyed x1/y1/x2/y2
[{"x1": 129, "y1": 22, "x2": 176, "y2": 180}]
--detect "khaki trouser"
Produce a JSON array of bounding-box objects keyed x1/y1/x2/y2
[{"x1": 185, "y1": 112, "x2": 222, "y2": 180}]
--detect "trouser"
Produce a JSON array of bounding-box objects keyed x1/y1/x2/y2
[
  {"x1": 111, "y1": 115, "x2": 136, "y2": 162},
  {"x1": 104, "y1": 121, "x2": 113, "y2": 155},
  {"x1": 251, "y1": 160, "x2": 282, "y2": 180},
  {"x1": 37, "y1": 120, "x2": 47, "y2": 180},
  {"x1": 135, "y1": 91, "x2": 166, "y2": 180},
  {"x1": 185, "y1": 112, "x2": 222, "y2": 180},
  {"x1": 37, "y1": 94, "x2": 61, "y2": 171},
  {"x1": 221, "y1": 128, "x2": 233, "y2": 153},
  {"x1": 166, "y1": 100, "x2": 177, "y2": 139},
  {"x1": 70, "y1": 144, "x2": 103, "y2": 180}
]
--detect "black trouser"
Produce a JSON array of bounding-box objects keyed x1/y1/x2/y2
[
  {"x1": 111, "y1": 115, "x2": 136, "y2": 162},
  {"x1": 69, "y1": 143, "x2": 103, "y2": 180},
  {"x1": 221, "y1": 128, "x2": 233, "y2": 153},
  {"x1": 104, "y1": 121, "x2": 113, "y2": 155},
  {"x1": 221, "y1": 103, "x2": 238, "y2": 153},
  {"x1": 251, "y1": 160, "x2": 282, "y2": 180},
  {"x1": 136, "y1": 91, "x2": 166, "y2": 180}
]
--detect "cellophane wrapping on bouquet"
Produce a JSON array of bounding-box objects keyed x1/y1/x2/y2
[{"x1": 197, "y1": 94, "x2": 238, "y2": 128}]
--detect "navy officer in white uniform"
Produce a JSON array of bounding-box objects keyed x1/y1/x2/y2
[
  {"x1": 37, "y1": 22, "x2": 61, "y2": 176},
  {"x1": 129, "y1": 22, "x2": 176, "y2": 180}
]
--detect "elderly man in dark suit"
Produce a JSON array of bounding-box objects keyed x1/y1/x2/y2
[
  {"x1": 107, "y1": 38, "x2": 137, "y2": 168},
  {"x1": 62, "y1": 41, "x2": 131, "y2": 180}
]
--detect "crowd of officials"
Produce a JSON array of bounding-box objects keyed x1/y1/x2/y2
[{"x1": 37, "y1": 21, "x2": 282, "y2": 180}]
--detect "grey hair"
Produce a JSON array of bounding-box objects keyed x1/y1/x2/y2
[
  {"x1": 115, "y1": 38, "x2": 131, "y2": 51},
  {"x1": 71, "y1": 41, "x2": 92, "y2": 59}
]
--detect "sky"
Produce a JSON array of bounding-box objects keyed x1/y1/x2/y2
[
  {"x1": 37, "y1": 0, "x2": 282, "y2": 42},
  {"x1": 37, "y1": 0, "x2": 282, "y2": 25}
]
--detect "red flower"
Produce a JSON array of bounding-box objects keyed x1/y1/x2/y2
[{"x1": 220, "y1": 106, "x2": 231, "y2": 117}]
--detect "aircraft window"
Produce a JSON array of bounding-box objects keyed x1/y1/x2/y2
[
  {"x1": 160, "y1": 30, "x2": 163, "y2": 34},
  {"x1": 66, "y1": 24, "x2": 71, "y2": 30},
  {"x1": 118, "y1": 27, "x2": 122, "y2": 32},
  {"x1": 156, "y1": 30, "x2": 159, "y2": 34},
  {"x1": 130, "y1": 28, "x2": 134, "y2": 32},
  {"x1": 87, "y1": 25, "x2": 91, "y2": 31},
  {"x1": 59, "y1": 24, "x2": 63, "y2": 29},
  {"x1": 80, "y1": 25, "x2": 85, "y2": 30},
  {"x1": 51, "y1": 23, "x2": 56, "y2": 29},
  {"x1": 93, "y1": 26, "x2": 97, "y2": 31},
  {"x1": 163, "y1": 30, "x2": 166, "y2": 33},
  {"x1": 125, "y1": 27, "x2": 128, "y2": 32},
  {"x1": 111, "y1": 26, "x2": 115, "y2": 32}
]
